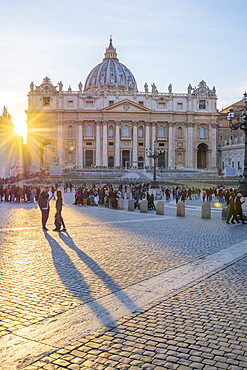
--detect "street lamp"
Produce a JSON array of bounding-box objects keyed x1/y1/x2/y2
[
  {"x1": 145, "y1": 141, "x2": 164, "y2": 183},
  {"x1": 227, "y1": 91, "x2": 247, "y2": 196}
]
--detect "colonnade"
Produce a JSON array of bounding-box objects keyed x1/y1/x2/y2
[{"x1": 60, "y1": 119, "x2": 217, "y2": 170}]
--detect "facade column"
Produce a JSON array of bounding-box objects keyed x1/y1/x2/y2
[
  {"x1": 186, "y1": 122, "x2": 194, "y2": 168},
  {"x1": 102, "y1": 120, "x2": 108, "y2": 167},
  {"x1": 145, "y1": 121, "x2": 151, "y2": 167},
  {"x1": 168, "y1": 122, "x2": 175, "y2": 168},
  {"x1": 132, "y1": 121, "x2": 138, "y2": 168},
  {"x1": 151, "y1": 122, "x2": 157, "y2": 148},
  {"x1": 77, "y1": 121, "x2": 83, "y2": 168},
  {"x1": 57, "y1": 113, "x2": 63, "y2": 166},
  {"x1": 95, "y1": 121, "x2": 101, "y2": 167},
  {"x1": 115, "y1": 121, "x2": 120, "y2": 167},
  {"x1": 210, "y1": 123, "x2": 217, "y2": 171}
]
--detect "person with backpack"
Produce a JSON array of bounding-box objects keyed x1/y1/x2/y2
[{"x1": 53, "y1": 189, "x2": 66, "y2": 232}]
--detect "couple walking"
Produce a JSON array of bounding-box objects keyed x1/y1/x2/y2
[{"x1": 38, "y1": 186, "x2": 66, "y2": 231}]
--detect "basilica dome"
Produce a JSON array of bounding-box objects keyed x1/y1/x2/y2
[{"x1": 84, "y1": 38, "x2": 137, "y2": 91}]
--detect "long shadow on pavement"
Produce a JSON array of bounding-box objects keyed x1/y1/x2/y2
[
  {"x1": 58, "y1": 231, "x2": 140, "y2": 314},
  {"x1": 44, "y1": 232, "x2": 117, "y2": 330}
]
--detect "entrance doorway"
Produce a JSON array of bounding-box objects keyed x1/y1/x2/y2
[
  {"x1": 108, "y1": 156, "x2": 114, "y2": 168},
  {"x1": 122, "y1": 150, "x2": 130, "y2": 168},
  {"x1": 138, "y1": 156, "x2": 144, "y2": 169},
  {"x1": 158, "y1": 152, "x2": 166, "y2": 168},
  {"x1": 197, "y1": 143, "x2": 208, "y2": 169},
  {"x1": 85, "y1": 150, "x2": 94, "y2": 167}
]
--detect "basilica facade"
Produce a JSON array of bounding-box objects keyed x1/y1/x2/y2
[{"x1": 26, "y1": 38, "x2": 218, "y2": 173}]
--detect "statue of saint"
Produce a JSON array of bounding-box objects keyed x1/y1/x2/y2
[
  {"x1": 78, "y1": 81, "x2": 83, "y2": 91},
  {"x1": 187, "y1": 84, "x2": 192, "y2": 94},
  {"x1": 168, "y1": 84, "x2": 172, "y2": 93},
  {"x1": 58, "y1": 81, "x2": 63, "y2": 91},
  {"x1": 30, "y1": 81, "x2": 34, "y2": 92},
  {"x1": 152, "y1": 83, "x2": 157, "y2": 93},
  {"x1": 3, "y1": 106, "x2": 7, "y2": 116},
  {"x1": 53, "y1": 154, "x2": 59, "y2": 165},
  {"x1": 144, "y1": 82, "x2": 149, "y2": 93}
]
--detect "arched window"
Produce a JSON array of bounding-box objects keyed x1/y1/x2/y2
[
  {"x1": 68, "y1": 125, "x2": 73, "y2": 138},
  {"x1": 199, "y1": 127, "x2": 206, "y2": 139},
  {"x1": 108, "y1": 125, "x2": 114, "y2": 137},
  {"x1": 178, "y1": 127, "x2": 182, "y2": 139},
  {"x1": 123, "y1": 125, "x2": 129, "y2": 137},
  {"x1": 158, "y1": 126, "x2": 165, "y2": 137},
  {"x1": 86, "y1": 125, "x2": 93, "y2": 136},
  {"x1": 138, "y1": 126, "x2": 143, "y2": 137}
]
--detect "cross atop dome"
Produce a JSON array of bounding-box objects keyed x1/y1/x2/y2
[{"x1": 104, "y1": 36, "x2": 118, "y2": 61}]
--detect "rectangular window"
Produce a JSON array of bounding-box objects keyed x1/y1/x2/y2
[
  {"x1": 43, "y1": 97, "x2": 50, "y2": 106},
  {"x1": 68, "y1": 100, "x2": 74, "y2": 107},
  {"x1": 86, "y1": 101, "x2": 94, "y2": 107},
  {"x1": 109, "y1": 101, "x2": 114, "y2": 106},
  {"x1": 86, "y1": 142, "x2": 92, "y2": 145},
  {"x1": 199, "y1": 100, "x2": 206, "y2": 109},
  {"x1": 177, "y1": 103, "x2": 183, "y2": 110},
  {"x1": 138, "y1": 142, "x2": 144, "y2": 146},
  {"x1": 139, "y1": 101, "x2": 144, "y2": 106},
  {"x1": 159, "y1": 143, "x2": 165, "y2": 147},
  {"x1": 219, "y1": 136, "x2": 223, "y2": 141},
  {"x1": 232, "y1": 161, "x2": 234, "y2": 168},
  {"x1": 158, "y1": 102, "x2": 166, "y2": 108},
  {"x1": 238, "y1": 160, "x2": 241, "y2": 170},
  {"x1": 109, "y1": 142, "x2": 114, "y2": 146}
]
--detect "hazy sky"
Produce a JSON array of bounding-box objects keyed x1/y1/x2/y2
[{"x1": 0, "y1": 0, "x2": 246, "y2": 138}]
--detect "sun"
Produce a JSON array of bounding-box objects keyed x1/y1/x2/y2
[{"x1": 13, "y1": 113, "x2": 27, "y2": 142}]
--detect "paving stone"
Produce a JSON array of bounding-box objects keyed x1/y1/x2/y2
[{"x1": 0, "y1": 197, "x2": 246, "y2": 370}]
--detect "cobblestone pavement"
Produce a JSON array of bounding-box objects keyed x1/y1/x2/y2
[
  {"x1": 24, "y1": 256, "x2": 247, "y2": 370},
  {"x1": 0, "y1": 193, "x2": 247, "y2": 369}
]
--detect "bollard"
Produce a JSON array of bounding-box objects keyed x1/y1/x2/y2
[
  {"x1": 126, "y1": 191, "x2": 131, "y2": 199},
  {"x1": 140, "y1": 199, "x2": 148, "y2": 213},
  {"x1": 201, "y1": 202, "x2": 211, "y2": 219},
  {"x1": 177, "y1": 201, "x2": 185, "y2": 217},
  {"x1": 156, "y1": 201, "x2": 164, "y2": 215},
  {"x1": 117, "y1": 198, "x2": 124, "y2": 210},
  {"x1": 128, "y1": 199, "x2": 135, "y2": 211}
]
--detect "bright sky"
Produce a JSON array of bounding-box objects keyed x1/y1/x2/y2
[{"x1": 0, "y1": 0, "x2": 246, "y2": 140}]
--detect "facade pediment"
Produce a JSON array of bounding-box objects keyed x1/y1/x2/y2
[{"x1": 102, "y1": 99, "x2": 152, "y2": 113}]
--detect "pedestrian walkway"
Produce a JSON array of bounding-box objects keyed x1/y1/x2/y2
[{"x1": 0, "y1": 193, "x2": 246, "y2": 369}]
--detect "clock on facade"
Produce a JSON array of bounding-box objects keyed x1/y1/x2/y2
[{"x1": 199, "y1": 87, "x2": 207, "y2": 94}]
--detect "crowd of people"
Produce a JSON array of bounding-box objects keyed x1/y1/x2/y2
[{"x1": 0, "y1": 176, "x2": 245, "y2": 228}]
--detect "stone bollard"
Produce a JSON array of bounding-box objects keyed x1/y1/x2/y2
[
  {"x1": 201, "y1": 202, "x2": 211, "y2": 219},
  {"x1": 117, "y1": 198, "x2": 124, "y2": 210},
  {"x1": 126, "y1": 191, "x2": 131, "y2": 199},
  {"x1": 128, "y1": 199, "x2": 135, "y2": 211},
  {"x1": 177, "y1": 201, "x2": 185, "y2": 217},
  {"x1": 156, "y1": 201, "x2": 164, "y2": 215},
  {"x1": 140, "y1": 199, "x2": 148, "y2": 213}
]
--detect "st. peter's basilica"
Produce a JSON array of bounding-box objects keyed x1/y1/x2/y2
[{"x1": 26, "y1": 38, "x2": 218, "y2": 173}]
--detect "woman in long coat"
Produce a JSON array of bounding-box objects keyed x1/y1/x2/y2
[{"x1": 53, "y1": 189, "x2": 66, "y2": 231}]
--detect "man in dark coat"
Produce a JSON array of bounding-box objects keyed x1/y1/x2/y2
[{"x1": 38, "y1": 186, "x2": 50, "y2": 231}]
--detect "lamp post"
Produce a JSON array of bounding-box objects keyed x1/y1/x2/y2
[
  {"x1": 227, "y1": 91, "x2": 247, "y2": 196},
  {"x1": 145, "y1": 141, "x2": 164, "y2": 184}
]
